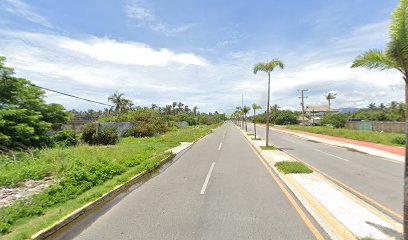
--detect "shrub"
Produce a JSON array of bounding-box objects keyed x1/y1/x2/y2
[
  {"x1": 52, "y1": 129, "x2": 78, "y2": 146},
  {"x1": 269, "y1": 110, "x2": 298, "y2": 125},
  {"x1": 321, "y1": 114, "x2": 348, "y2": 128},
  {"x1": 80, "y1": 123, "x2": 118, "y2": 145},
  {"x1": 391, "y1": 136, "x2": 406, "y2": 145},
  {"x1": 80, "y1": 123, "x2": 97, "y2": 144},
  {"x1": 95, "y1": 126, "x2": 119, "y2": 145},
  {"x1": 126, "y1": 123, "x2": 157, "y2": 137}
]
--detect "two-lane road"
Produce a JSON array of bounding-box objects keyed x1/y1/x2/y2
[
  {"x1": 247, "y1": 124, "x2": 403, "y2": 221},
  {"x1": 57, "y1": 122, "x2": 328, "y2": 240}
]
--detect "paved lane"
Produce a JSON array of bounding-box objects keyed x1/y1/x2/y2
[
  {"x1": 64, "y1": 122, "x2": 326, "y2": 240},
  {"x1": 247, "y1": 124, "x2": 403, "y2": 220}
]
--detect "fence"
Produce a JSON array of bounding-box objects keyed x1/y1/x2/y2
[{"x1": 345, "y1": 121, "x2": 406, "y2": 134}]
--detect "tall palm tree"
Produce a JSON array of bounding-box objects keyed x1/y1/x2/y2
[
  {"x1": 252, "y1": 103, "x2": 262, "y2": 139},
  {"x1": 270, "y1": 104, "x2": 280, "y2": 113},
  {"x1": 172, "y1": 102, "x2": 177, "y2": 115},
  {"x1": 351, "y1": 0, "x2": 408, "y2": 236},
  {"x1": 108, "y1": 91, "x2": 132, "y2": 112},
  {"x1": 193, "y1": 106, "x2": 198, "y2": 116},
  {"x1": 242, "y1": 106, "x2": 251, "y2": 132},
  {"x1": 253, "y1": 59, "x2": 285, "y2": 146},
  {"x1": 178, "y1": 102, "x2": 184, "y2": 113},
  {"x1": 324, "y1": 92, "x2": 337, "y2": 112}
]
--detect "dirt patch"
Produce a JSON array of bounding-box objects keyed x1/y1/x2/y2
[{"x1": 0, "y1": 177, "x2": 56, "y2": 208}]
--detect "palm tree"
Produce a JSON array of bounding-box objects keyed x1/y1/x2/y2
[
  {"x1": 172, "y1": 102, "x2": 177, "y2": 115},
  {"x1": 351, "y1": 0, "x2": 408, "y2": 236},
  {"x1": 242, "y1": 106, "x2": 251, "y2": 132},
  {"x1": 252, "y1": 104, "x2": 262, "y2": 139},
  {"x1": 270, "y1": 104, "x2": 280, "y2": 113},
  {"x1": 178, "y1": 102, "x2": 184, "y2": 113},
  {"x1": 324, "y1": 92, "x2": 337, "y2": 112},
  {"x1": 253, "y1": 59, "x2": 285, "y2": 146},
  {"x1": 108, "y1": 91, "x2": 133, "y2": 112},
  {"x1": 193, "y1": 106, "x2": 198, "y2": 116}
]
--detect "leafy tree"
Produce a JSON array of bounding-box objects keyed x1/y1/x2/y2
[
  {"x1": 0, "y1": 56, "x2": 69, "y2": 149},
  {"x1": 321, "y1": 114, "x2": 348, "y2": 128},
  {"x1": 351, "y1": 0, "x2": 408, "y2": 235},
  {"x1": 253, "y1": 59, "x2": 285, "y2": 146},
  {"x1": 324, "y1": 92, "x2": 337, "y2": 112},
  {"x1": 252, "y1": 104, "x2": 262, "y2": 139}
]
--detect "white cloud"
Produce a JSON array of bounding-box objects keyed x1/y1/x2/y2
[
  {"x1": 124, "y1": 0, "x2": 193, "y2": 36},
  {"x1": 1, "y1": 0, "x2": 52, "y2": 28},
  {"x1": 0, "y1": 19, "x2": 402, "y2": 114},
  {"x1": 59, "y1": 38, "x2": 207, "y2": 66}
]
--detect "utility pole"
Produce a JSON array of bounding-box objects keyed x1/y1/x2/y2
[
  {"x1": 241, "y1": 94, "x2": 244, "y2": 129},
  {"x1": 298, "y1": 89, "x2": 309, "y2": 123}
]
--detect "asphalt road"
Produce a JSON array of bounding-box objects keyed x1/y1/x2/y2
[
  {"x1": 61, "y1": 122, "x2": 327, "y2": 240},
  {"x1": 246, "y1": 123, "x2": 404, "y2": 220}
]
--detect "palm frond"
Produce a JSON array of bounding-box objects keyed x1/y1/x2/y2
[
  {"x1": 385, "y1": 0, "x2": 408, "y2": 70},
  {"x1": 351, "y1": 50, "x2": 395, "y2": 70},
  {"x1": 253, "y1": 59, "x2": 285, "y2": 74}
]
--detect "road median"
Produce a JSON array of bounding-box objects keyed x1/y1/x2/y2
[{"x1": 236, "y1": 124, "x2": 402, "y2": 240}]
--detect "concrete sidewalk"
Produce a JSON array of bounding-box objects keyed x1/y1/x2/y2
[{"x1": 271, "y1": 126, "x2": 405, "y2": 162}]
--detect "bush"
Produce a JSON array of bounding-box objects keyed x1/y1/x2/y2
[
  {"x1": 270, "y1": 110, "x2": 298, "y2": 125},
  {"x1": 52, "y1": 129, "x2": 78, "y2": 146},
  {"x1": 95, "y1": 126, "x2": 119, "y2": 145},
  {"x1": 391, "y1": 136, "x2": 406, "y2": 145},
  {"x1": 80, "y1": 123, "x2": 118, "y2": 145},
  {"x1": 321, "y1": 114, "x2": 348, "y2": 128},
  {"x1": 80, "y1": 123, "x2": 97, "y2": 144}
]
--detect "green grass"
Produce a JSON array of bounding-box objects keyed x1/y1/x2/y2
[
  {"x1": 251, "y1": 138, "x2": 261, "y2": 140},
  {"x1": 246, "y1": 133, "x2": 254, "y2": 136},
  {"x1": 0, "y1": 124, "x2": 218, "y2": 239},
  {"x1": 284, "y1": 125, "x2": 405, "y2": 147},
  {"x1": 260, "y1": 146, "x2": 278, "y2": 150},
  {"x1": 275, "y1": 161, "x2": 313, "y2": 174}
]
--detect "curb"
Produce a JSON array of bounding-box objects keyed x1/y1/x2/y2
[
  {"x1": 31, "y1": 128, "x2": 215, "y2": 240},
  {"x1": 236, "y1": 125, "x2": 355, "y2": 240}
]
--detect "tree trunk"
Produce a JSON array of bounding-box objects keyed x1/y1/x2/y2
[
  {"x1": 404, "y1": 76, "x2": 408, "y2": 240},
  {"x1": 328, "y1": 99, "x2": 331, "y2": 113},
  {"x1": 266, "y1": 73, "x2": 271, "y2": 147},
  {"x1": 245, "y1": 113, "x2": 248, "y2": 132},
  {"x1": 254, "y1": 109, "x2": 257, "y2": 139}
]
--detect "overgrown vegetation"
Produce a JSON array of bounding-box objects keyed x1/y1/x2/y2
[
  {"x1": 284, "y1": 125, "x2": 405, "y2": 146},
  {"x1": 0, "y1": 125, "x2": 217, "y2": 237},
  {"x1": 275, "y1": 162, "x2": 313, "y2": 174}
]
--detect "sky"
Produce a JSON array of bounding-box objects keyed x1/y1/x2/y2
[{"x1": 0, "y1": 0, "x2": 402, "y2": 114}]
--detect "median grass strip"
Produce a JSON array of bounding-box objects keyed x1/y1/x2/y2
[
  {"x1": 260, "y1": 146, "x2": 278, "y2": 150},
  {"x1": 0, "y1": 124, "x2": 218, "y2": 239},
  {"x1": 275, "y1": 161, "x2": 313, "y2": 174},
  {"x1": 284, "y1": 125, "x2": 405, "y2": 147}
]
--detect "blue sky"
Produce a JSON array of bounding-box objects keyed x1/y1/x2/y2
[{"x1": 0, "y1": 0, "x2": 402, "y2": 113}]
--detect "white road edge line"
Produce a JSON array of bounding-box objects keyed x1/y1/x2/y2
[
  {"x1": 218, "y1": 142, "x2": 223, "y2": 150},
  {"x1": 200, "y1": 162, "x2": 215, "y2": 195},
  {"x1": 315, "y1": 149, "x2": 350, "y2": 162}
]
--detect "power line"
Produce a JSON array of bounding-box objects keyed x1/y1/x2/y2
[{"x1": 37, "y1": 85, "x2": 114, "y2": 107}]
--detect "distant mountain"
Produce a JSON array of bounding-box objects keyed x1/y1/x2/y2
[{"x1": 339, "y1": 108, "x2": 361, "y2": 113}]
